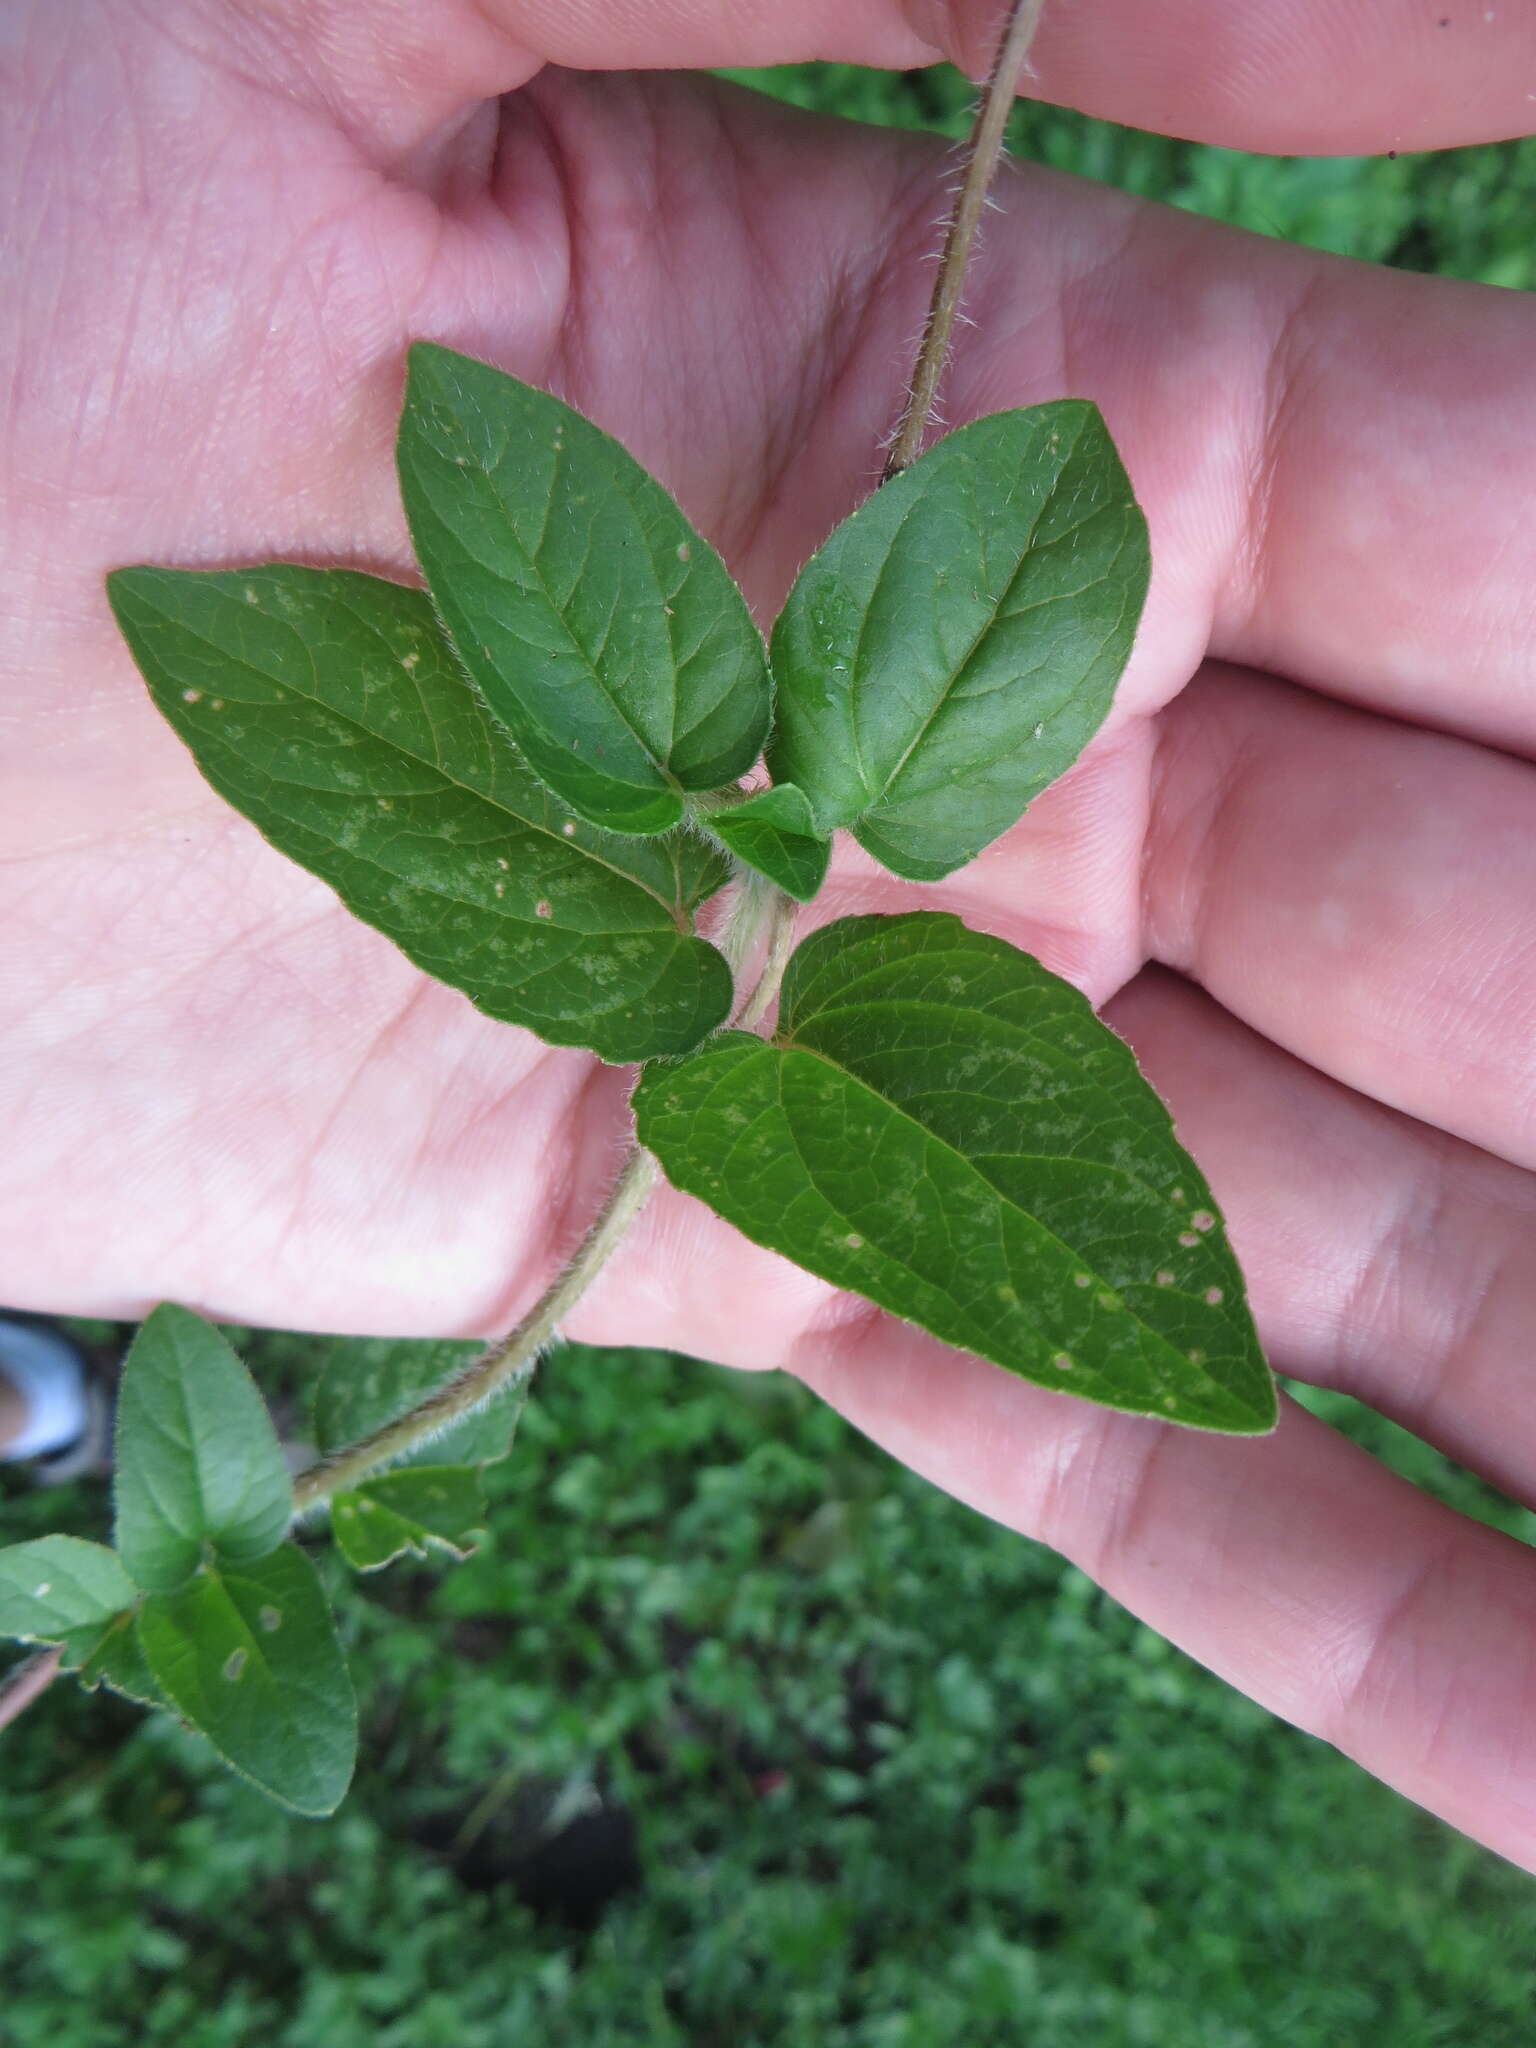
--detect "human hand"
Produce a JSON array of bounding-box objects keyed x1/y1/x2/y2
[{"x1": 5, "y1": 0, "x2": 1536, "y2": 1868}]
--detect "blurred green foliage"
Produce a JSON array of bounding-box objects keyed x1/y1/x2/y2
[
  {"x1": 6, "y1": 58, "x2": 1536, "y2": 2048},
  {"x1": 3, "y1": 1340, "x2": 1535, "y2": 2045},
  {"x1": 721, "y1": 62, "x2": 1536, "y2": 285}
]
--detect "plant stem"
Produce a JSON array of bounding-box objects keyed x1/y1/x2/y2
[
  {"x1": 720, "y1": 866, "x2": 777, "y2": 990},
  {"x1": 736, "y1": 884, "x2": 798, "y2": 1031},
  {"x1": 291, "y1": 877, "x2": 797, "y2": 1514},
  {"x1": 883, "y1": 0, "x2": 1046, "y2": 480},
  {"x1": 293, "y1": 1145, "x2": 659, "y2": 1514},
  {"x1": 0, "y1": 1645, "x2": 63, "y2": 1736}
]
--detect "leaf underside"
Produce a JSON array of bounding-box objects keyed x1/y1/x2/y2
[
  {"x1": 107, "y1": 565, "x2": 733, "y2": 1063},
  {"x1": 398, "y1": 343, "x2": 772, "y2": 836},
  {"x1": 312, "y1": 1336, "x2": 526, "y2": 1470},
  {"x1": 114, "y1": 1307, "x2": 294, "y2": 1594},
  {"x1": 137, "y1": 1543, "x2": 357, "y2": 1817},
  {"x1": 707, "y1": 784, "x2": 832, "y2": 903},
  {"x1": 634, "y1": 914, "x2": 1276, "y2": 1434},
  {"x1": 76, "y1": 1609, "x2": 163, "y2": 1708},
  {"x1": 767, "y1": 403, "x2": 1151, "y2": 882},
  {"x1": 332, "y1": 1467, "x2": 487, "y2": 1572}
]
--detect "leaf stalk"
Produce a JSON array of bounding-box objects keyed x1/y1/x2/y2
[
  {"x1": 883, "y1": 0, "x2": 1046, "y2": 479},
  {"x1": 291, "y1": 879, "x2": 798, "y2": 1513}
]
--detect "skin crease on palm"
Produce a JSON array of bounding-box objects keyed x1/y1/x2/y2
[{"x1": 4, "y1": 0, "x2": 1536, "y2": 1863}]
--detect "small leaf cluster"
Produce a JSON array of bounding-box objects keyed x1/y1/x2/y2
[
  {"x1": 0, "y1": 1307, "x2": 353, "y2": 1815},
  {"x1": 0, "y1": 1317, "x2": 527, "y2": 1813},
  {"x1": 6, "y1": 1344, "x2": 1533, "y2": 2048},
  {"x1": 24, "y1": 344, "x2": 1282, "y2": 1812},
  {"x1": 108, "y1": 343, "x2": 1274, "y2": 1436}
]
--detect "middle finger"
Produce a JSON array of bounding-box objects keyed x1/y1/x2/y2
[{"x1": 1143, "y1": 663, "x2": 1536, "y2": 1171}]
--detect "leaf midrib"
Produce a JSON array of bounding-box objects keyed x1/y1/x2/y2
[
  {"x1": 853, "y1": 411, "x2": 1094, "y2": 812},
  {"x1": 416, "y1": 407, "x2": 687, "y2": 797},
  {"x1": 770, "y1": 1028, "x2": 1254, "y2": 1405},
  {"x1": 137, "y1": 584, "x2": 695, "y2": 929}
]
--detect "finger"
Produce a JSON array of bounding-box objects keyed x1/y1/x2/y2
[
  {"x1": 255, "y1": 0, "x2": 1536, "y2": 155},
  {"x1": 1141, "y1": 666, "x2": 1536, "y2": 1170},
  {"x1": 1105, "y1": 968, "x2": 1536, "y2": 1503},
  {"x1": 793, "y1": 1333, "x2": 1536, "y2": 1875}
]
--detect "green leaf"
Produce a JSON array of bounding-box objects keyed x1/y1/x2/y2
[
  {"x1": 114, "y1": 1306, "x2": 293, "y2": 1594},
  {"x1": 0, "y1": 1539, "x2": 156, "y2": 1702},
  {"x1": 0, "y1": 1537, "x2": 136, "y2": 1654},
  {"x1": 331, "y1": 1467, "x2": 487, "y2": 1571},
  {"x1": 136, "y1": 1543, "x2": 356, "y2": 1817},
  {"x1": 767, "y1": 405, "x2": 1150, "y2": 881},
  {"x1": 77, "y1": 1610, "x2": 162, "y2": 1709},
  {"x1": 398, "y1": 344, "x2": 772, "y2": 836},
  {"x1": 107, "y1": 565, "x2": 732, "y2": 1064},
  {"x1": 634, "y1": 914, "x2": 1275, "y2": 1434},
  {"x1": 707, "y1": 785, "x2": 831, "y2": 903},
  {"x1": 312, "y1": 1338, "x2": 526, "y2": 1469}
]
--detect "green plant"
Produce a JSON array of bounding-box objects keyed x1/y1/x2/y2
[
  {"x1": 4, "y1": 1340, "x2": 1535, "y2": 2047},
  {"x1": 0, "y1": 8, "x2": 1278, "y2": 1812}
]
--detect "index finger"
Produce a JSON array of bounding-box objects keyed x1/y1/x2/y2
[{"x1": 269, "y1": 1, "x2": 1536, "y2": 157}]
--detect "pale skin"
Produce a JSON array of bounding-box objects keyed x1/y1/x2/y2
[{"x1": 4, "y1": 0, "x2": 1536, "y2": 1868}]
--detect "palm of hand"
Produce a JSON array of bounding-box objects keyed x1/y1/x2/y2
[{"x1": 6, "y1": 3, "x2": 1536, "y2": 1870}]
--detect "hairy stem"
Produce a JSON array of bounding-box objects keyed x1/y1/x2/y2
[
  {"x1": 736, "y1": 884, "x2": 798, "y2": 1031},
  {"x1": 291, "y1": 878, "x2": 797, "y2": 1512},
  {"x1": 884, "y1": 0, "x2": 1046, "y2": 480},
  {"x1": 720, "y1": 866, "x2": 778, "y2": 992},
  {"x1": 293, "y1": 1145, "x2": 659, "y2": 1513},
  {"x1": 0, "y1": 1645, "x2": 63, "y2": 1736}
]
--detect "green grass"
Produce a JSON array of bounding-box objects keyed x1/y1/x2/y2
[
  {"x1": 6, "y1": 59, "x2": 1536, "y2": 2047},
  {"x1": 3, "y1": 1338, "x2": 1535, "y2": 2046},
  {"x1": 721, "y1": 62, "x2": 1536, "y2": 287}
]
